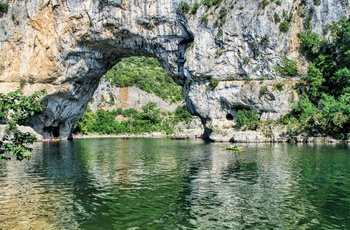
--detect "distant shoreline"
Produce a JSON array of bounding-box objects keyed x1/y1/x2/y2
[
  {"x1": 42, "y1": 133, "x2": 350, "y2": 144},
  {"x1": 72, "y1": 132, "x2": 201, "y2": 140}
]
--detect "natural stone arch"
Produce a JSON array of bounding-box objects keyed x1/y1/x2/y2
[
  {"x1": 0, "y1": 0, "x2": 193, "y2": 139},
  {"x1": 1, "y1": 0, "x2": 348, "y2": 141}
]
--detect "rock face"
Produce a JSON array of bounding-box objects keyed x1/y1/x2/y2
[
  {"x1": 89, "y1": 80, "x2": 181, "y2": 112},
  {"x1": 186, "y1": 80, "x2": 299, "y2": 141},
  {"x1": 0, "y1": 0, "x2": 349, "y2": 140}
]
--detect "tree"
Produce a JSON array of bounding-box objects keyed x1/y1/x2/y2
[
  {"x1": 303, "y1": 63, "x2": 324, "y2": 99},
  {"x1": 236, "y1": 109, "x2": 259, "y2": 130},
  {"x1": 291, "y1": 17, "x2": 350, "y2": 138},
  {"x1": 0, "y1": 89, "x2": 46, "y2": 160}
]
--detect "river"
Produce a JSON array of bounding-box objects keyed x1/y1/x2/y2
[{"x1": 0, "y1": 138, "x2": 349, "y2": 229}]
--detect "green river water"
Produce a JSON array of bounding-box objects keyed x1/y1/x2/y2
[{"x1": 0, "y1": 138, "x2": 349, "y2": 229}]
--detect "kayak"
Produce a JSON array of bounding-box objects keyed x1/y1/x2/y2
[{"x1": 226, "y1": 146, "x2": 243, "y2": 151}]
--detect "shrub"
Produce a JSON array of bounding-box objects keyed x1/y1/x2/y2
[
  {"x1": 275, "y1": 57, "x2": 298, "y2": 77},
  {"x1": 191, "y1": 2, "x2": 200, "y2": 14},
  {"x1": 275, "y1": 0, "x2": 282, "y2": 6},
  {"x1": 200, "y1": 14, "x2": 209, "y2": 25},
  {"x1": 219, "y1": 7, "x2": 228, "y2": 24},
  {"x1": 0, "y1": 90, "x2": 46, "y2": 160},
  {"x1": 215, "y1": 48, "x2": 223, "y2": 57},
  {"x1": 273, "y1": 82, "x2": 284, "y2": 91},
  {"x1": 173, "y1": 105, "x2": 193, "y2": 124},
  {"x1": 75, "y1": 103, "x2": 195, "y2": 135},
  {"x1": 208, "y1": 78, "x2": 219, "y2": 90},
  {"x1": 202, "y1": 0, "x2": 223, "y2": 8},
  {"x1": 251, "y1": 41, "x2": 260, "y2": 57},
  {"x1": 19, "y1": 78, "x2": 26, "y2": 89},
  {"x1": 280, "y1": 21, "x2": 290, "y2": 32},
  {"x1": 274, "y1": 13, "x2": 281, "y2": 23},
  {"x1": 179, "y1": 2, "x2": 191, "y2": 13},
  {"x1": 261, "y1": 35, "x2": 270, "y2": 47},
  {"x1": 303, "y1": 63, "x2": 324, "y2": 98},
  {"x1": 314, "y1": 0, "x2": 321, "y2": 6},
  {"x1": 0, "y1": 3, "x2": 8, "y2": 12},
  {"x1": 260, "y1": 0, "x2": 269, "y2": 9},
  {"x1": 260, "y1": 86, "x2": 268, "y2": 96},
  {"x1": 236, "y1": 109, "x2": 260, "y2": 130}
]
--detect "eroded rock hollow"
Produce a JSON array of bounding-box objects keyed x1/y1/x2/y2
[{"x1": 0, "y1": 0, "x2": 349, "y2": 141}]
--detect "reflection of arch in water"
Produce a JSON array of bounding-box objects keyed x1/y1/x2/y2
[{"x1": 116, "y1": 140, "x2": 132, "y2": 190}]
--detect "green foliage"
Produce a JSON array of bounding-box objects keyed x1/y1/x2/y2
[
  {"x1": 288, "y1": 17, "x2": 350, "y2": 137},
  {"x1": 319, "y1": 93, "x2": 350, "y2": 134},
  {"x1": 0, "y1": 3, "x2": 8, "y2": 12},
  {"x1": 218, "y1": 7, "x2": 228, "y2": 24},
  {"x1": 299, "y1": 31, "x2": 324, "y2": 59},
  {"x1": 0, "y1": 90, "x2": 46, "y2": 160},
  {"x1": 300, "y1": 18, "x2": 350, "y2": 97},
  {"x1": 103, "y1": 56, "x2": 183, "y2": 103},
  {"x1": 279, "y1": 21, "x2": 290, "y2": 32},
  {"x1": 191, "y1": 2, "x2": 200, "y2": 14},
  {"x1": 331, "y1": 68, "x2": 350, "y2": 96},
  {"x1": 260, "y1": 86, "x2": 268, "y2": 96},
  {"x1": 179, "y1": 1, "x2": 190, "y2": 14},
  {"x1": 215, "y1": 48, "x2": 223, "y2": 57},
  {"x1": 108, "y1": 93, "x2": 115, "y2": 105},
  {"x1": 292, "y1": 95, "x2": 318, "y2": 123},
  {"x1": 260, "y1": 0, "x2": 269, "y2": 9},
  {"x1": 274, "y1": 13, "x2": 281, "y2": 23},
  {"x1": 217, "y1": 28, "x2": 223, "y2": 37},
  {"x1": 236, "y1": 109, "x2": 260, "y2": 130},
  {"x1": 75, "y1": 103, "x2": 193, "y2": 135},
  {"x1": 201, "y1": 0, "x2": 223, "y2": 8},
  {"x1": 275, "y1": 57, "x2": 298, "y2": 77},
  {"x1": 173, "y1": 105, "x2": 193, "y2": 124},
  {"x1": 200, "y1": 14, "x2": 209, "y2": 25},
  {"x1": 207, "y1": 78, "x2": 220, "y2": 90},
  {"x1": 313, "y1": 0, "x2": 321, "y2": 6},
  {"x1": 261, "y1": 35, "x2": 270, "y2": 47},
  {"x1": 74, "y1": 107, "x2": 97, "y2": 134},
  {"x1": 251, "y1": 41, "x2": 260, "y2": 57},
  {"x1": 303, "y1": 63, "x2": 324, "y2": 98},
  {"x1": 19, "y1": 78, "x2": 26, "y2": 89},
  {"x1": 273, "y1": 82, "x2": 284, "y2": 91}
]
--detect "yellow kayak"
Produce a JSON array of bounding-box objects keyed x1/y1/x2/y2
[{"x1": 226, "y1": 146, "x2": 243, "y2": 151}]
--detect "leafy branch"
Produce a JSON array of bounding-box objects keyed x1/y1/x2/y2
[{"x1": 0, "y1": 89, "x2": 46, "y2": 160}]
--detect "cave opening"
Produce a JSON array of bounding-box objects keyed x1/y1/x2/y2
[
  {"x1": 43, "y1": 126, "x2": 60, "y2": 138},
  {"x1": 226, "y1": 113, "x2": 234, "y2": 120}
]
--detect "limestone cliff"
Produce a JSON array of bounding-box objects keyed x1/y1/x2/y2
[
  {"x1": 0, "y1": 0, "x2": 348, "y2": 140},
  {"x1": 90, "y1": 80, "x2": 182, "y2": 112}
]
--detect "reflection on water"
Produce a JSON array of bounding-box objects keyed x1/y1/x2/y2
[{"x1": 0, "y1": 139, "x2": 349, "y2": 229}]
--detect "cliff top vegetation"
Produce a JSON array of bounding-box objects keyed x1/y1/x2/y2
[{"x1": 103, "y1": 56, "x2": 183, "y2": 103}]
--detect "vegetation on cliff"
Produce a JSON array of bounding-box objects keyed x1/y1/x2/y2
[
  {"x1": 74, "y1": 103, "x2": 193, "y2": 135},
  {"x1": 225, "y1": 17, "x2": 350, "y2": 140},
  {"x1": 0, "y1": 90, "x2": 45, "y2": 160},
  {"x1": 284, "y1": 18, "x2": 350, "y2": 138},
  {"x1": 103, "y1": 56, "x2": 183, "y2": 103}
]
